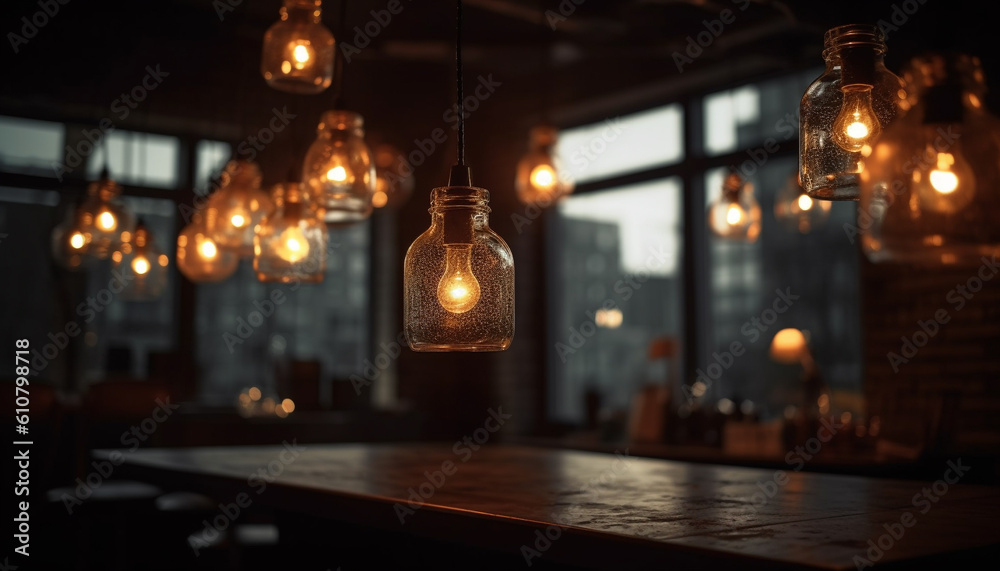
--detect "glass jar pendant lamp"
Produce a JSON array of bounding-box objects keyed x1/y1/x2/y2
[
  {"x1": 707, "y1": 173, "x2": 761, "y2": 242},
  {"x1": 77, "y1": 168, "x2": 134, "y2": 259},
  {"x1": 403, "y1": 0, "x2": 514, "y2": 352},
  {"x1": 859, "y1": 53, "x2": 1000, "y2": 265},
  {"x1": 800, "y1": 24, "x2": 905, "y2": 200},
  {"x1": 206, "y1": 160, "x2": 274, "y2": 257},
  {"x1": 177, "y1": 212, "x2": 239, "y2": 283},
  {"x1": 515, "y1": 125, "x2": 573, "y2": 206},
  {"x1": 254, "y1": 179, "x2": 327, "y2": 283},
  {"x1": 303, "y1": 110, "x2": 376, "y2": 224},
  {"x1": 774, "y1": 172, "x2": 832, "y2": 234},
  {"x1": 112, "y1": 220, "x2": 169, "y2": 300},
  {"x1": 372, "y1": 144, "x2": 415, "y2": 209},
  {"x1": 261, "y1": 0, "x2": 335, "y2": 94}
]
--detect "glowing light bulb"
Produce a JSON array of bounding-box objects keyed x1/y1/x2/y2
[
  {"x1": 912, "y1": 147, "x2": 976, "y2": 214},
  {"x1": 372, "y1": 190, "x2": 388, "y2": 208},
  {"x1": 529, "y1": 164, "x2": 557, "y2": 192},
  {"x1": 276, "y1": 227, "x2": 311, "y2": 263},
  {"x1": 436, "y1": 245, "x2": 481, "y2": 314},
  {"x1": 198, "y1": 239, "x2": 218, "y2": 259},
  {"x1": 292, "y1": 42, "x2": 312, "y2": 69},
  {"x1": 132, "y1": 256, "x2": 150, "y2": 275},
  {"x1": 97, "y1": 210, "x2": 117, "y2": 231},
  {"x1": 833, "y1": 85, "x2": 882, "y2": 152},
  {"x1": 327, "y1": 165, "x2": 348, "y2": 182},
  {"x1": 797, "y1": 193, "x2": 814, "y2": 211},
  {"x1": 230, "y1": 213, "x2": 247, "y2": 228},
  {"x1": 726, "y1": 203, "x2": 745, "y2": 226},
  {"x1": 69, "y1": 232, "x2": 86, "y2": 250}
]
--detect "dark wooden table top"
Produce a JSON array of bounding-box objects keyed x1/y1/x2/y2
[{"x1": 96, "y1": 443, "x2": 1000, "y2": 570}]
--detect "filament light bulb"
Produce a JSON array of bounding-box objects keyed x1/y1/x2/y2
[
  {"x1": 230, "y1": 213, "x2": 247, "y2": 228},
  {"x1": 529, "y1": 164, "x2": 557, "y2": 192},
  {"x1": 276, "y1": 227, "x2": 311, "y2": 263},
  {"x1": 326, "y1": 164, "x2": 348, "y2": 183},
  {"x1": 436, "y1": 245, "x2": 481, "y2": 314},
  {"x1": 291, "y1": 41, "x2": 312, "y2": 69},
  {"x1": 69, "y1": 231, "x2": 86, "y2": 250},
  {"x1": 97, "y1": 210, "x2": 117, "y2": 231},
  {"x1": 726, "y1": 203, "x2": 745, "y2": 226},
  {"x1": 132, "y1": 256, "x2": 150, "y2": 275},
  {"x1": 797, "y1": 194, "x2": 814, "y2": 211},
  {"x1": 912, "y1": 146, "x2": 976, "y2": 214},
  {"x1": 833, "y1": 85, "x2": 882, "y2": 152},
  {"x1": 198, "y1": 239, "x2": 218, "y2": 259}
]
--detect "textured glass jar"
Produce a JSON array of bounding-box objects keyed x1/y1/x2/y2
[
  {"x1": 254, "y1": 182, "x2": 327, "y2": 283},
  {"x1": 860, "y1": 53, "x2": 1000, "y2": 265},
  {"x1": 515, "y1": 125, "x2": 574, "y2": 206},
  {"x1": 261, "y1": 0, "x2": 335, "y2": 94},
  {"x1": 112, "y1": 221, "x2": 169, "y2": 300},
  {"x1": 800, "y1": 25, "x2": 905, "y2": 200},
  {"x1": 303, "y1": 110, "x2": 375, "y2": 224},
  {"x1": 77, "y1": 175, "x2": 134, "y2": 259},
  {"x1": 404, "y1": 186, "x2": 514, "y2": 351},
  {"x1": 707, "y1": 173, "x2": 761, "y2": 242},
  {"x1": 372, "y1": 144, "x2": 415, "y2": 209},
  {"x1": 177, "y1": 212, "x2": 239, "y2": 283},
  {"x1": 205, "y1": 160, "x2": 274, "y2": 257},
  {"x1": 774, "y1": 172, "x2": 832, "y2": 234}
]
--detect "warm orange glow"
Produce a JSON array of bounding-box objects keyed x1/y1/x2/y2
[
  {"x1": 131, "y1": 256, "x2": 150, "y2": 275},
  {"x1": 280, "y1": 398, "x2": 295, "y2": 413},
  {"x1": 797, "y1": 193, "x2": 814, "y2": 211},
  {"x1": 158, "y1": 254, "x2": 169, "y2": 267},
  {"x1": 198, "y1": 239, "x2": 218, "y2": 259},
  {"x1": 97, "y1": 210, "x2": 117, "y2": 231},
  {"x1": 69, "y1": 232, "x2": 86, "y2": 250},
  {"x1": 248, "y1": 387, "x2": 262, "y2": 401},
  {"x1": 437, "y1": 246, "x2": 481, "y2": 314},
  {"x1": 372, "y1": 190, "x2": 388, "y2": 208},
  {"x1": 327, "y1": 165, "x2": 348, "y2": 182},
  {"x1": 529, "y1": 164, "x2": 557, "y2": 191},
  {"x1": 230, "y1": 213, "x2": 247, "y2": 228},
  {"x1": 595, "y1": 308, "x2": 623, "y2": 329},
  {"x1": 276, "y1": 227, "x2": 310, "y2": 263},
  {"x1": 770, "y1": 328, "x2": 807, "y2": 364},
  {"x1": 929, "y1": 153, "x2": 959, "y2": 194},
  {"x1": 725, "y1": 204, "x2": 745, "y2": 226}
]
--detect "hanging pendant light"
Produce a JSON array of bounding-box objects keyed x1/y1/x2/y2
[
  {"x1": 76, "y1": 168, "x2": 134, "y2": 259},
  {"x1": 774, "y1": 172, "x2": 832, "y2": 234},
  {"x1": 800, "y1": 25, "x2": 905, "y2": 200},
  {"x1": 372, "y1": 144, "x2": 415, "y2": 209},
  {"x1": 707, "y1": 173, "x2": 761, "y2": 243},
  {"x1": 254, "y1": 178, "x2": 328, "y2": 283},
  {"x1": 403, "y1": 0, "x2": 514, "y2": 352},
  {"x1": 205, "y1": 160, "x2": 274, "y2": 257},
  {"x1": 302, "y1": 110, "x2": 375, "y2": 224},
  {"x1": 51, "y1": 197, "x2": 94, "y2": 271},
  {"x1": 859, "y1": 53, "x2": 1000, "y2": 266},
  {"x1": 515, "y1": 125, "x2": 573, "y2": 206},
  {"x1": 177, "y1": 212, "x2": 239, "y2": 283},
  {"x1": 112, "y1": 220, "x2": 169, "y2": 300},
  {"x1": 261, "y1": 0, "x2": 336, "y2": 94}
]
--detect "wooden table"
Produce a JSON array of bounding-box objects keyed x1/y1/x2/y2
[{"x1": 96, "y1": 443, "x2": 1000, "y2": 570}]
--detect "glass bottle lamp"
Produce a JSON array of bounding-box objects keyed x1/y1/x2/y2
[
  {"x1": 515, "y1": 125, "x2": 573, "y2": 206},
  {"x1": 77, "y1": 172, "x2": 134, "y2": 259},
  {"x1": 404, "y1": 167, "x2": 515, "y2": 351},
  {"x1": 112, "y1": 220, "x2": 169, "y2": 300},
  {"x1": 254, "y1": 182, "x2": 327, "y2": 283},
  {"x1": 303, "y1": 110, "x2": 376, "y2": 225},
  {"x1": 51, "y1": 207, "x2": 93, "y2": 270},
  {"x1": 774, "y1": 173, "x2": 832, "y2": 234},
  {"x1": 707, "y1": 173, "x2": 761, "y2": 242},
  {"x1": 261, "y1": 0, "x2": 335, "y2": 94},
  {"x1": 177, "y1": 212, "x2": 239, "y2": 283},
  {"x1": 800, "y1": 25, "x2": 905, "y2": 200},
  {"x1": 859, "y1": 53, "x2": 1000, "y2": 265},
  {"x1": 205, "y1": 160, "x2": 274, "y2": 257}
]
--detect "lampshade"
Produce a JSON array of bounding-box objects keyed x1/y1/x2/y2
[
  {"x1": 302, "y1": 110, "x2": 376, "y2": 225},
  {"x1": 254, "y1": 182, "x2": 327, "y2": 283},
  {"x1": 76, "y1": 173, "x2": 134, "y2": 259},
  {"x1": 859, "y1": 53, "x2": 1000, "y2": 265},
  {"x1": 774, "y1": 173, "x2": 832, "y2": 234},
  {"x1": 707, "y1": 173, "x2": 761, "y2": 242},
  {"x1": 205, "y1": 160, "x2": 274, "y2": 257},
  {"x1": 515, "y1": 125, "x2": 573, "y2": 206},
  {"x1": 371, "y1": 144, "x2": 415, "y2": 209},
  {"x1": 799, "y1": 25, "x2": 905, "y2": 200},
  {"x1": 111, "y1": 220, "x2": 169, "y2": 300},
  {"x1": 177, "y1": 212, "x2": 239, "y2": 283},
  {"x1": 261, "y1": 0, "x2": 335, "y2": 94}
]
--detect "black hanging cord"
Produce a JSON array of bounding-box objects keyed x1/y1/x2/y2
[{"x1": 448, "y1": 0, "x2": 471, "y2": 186}]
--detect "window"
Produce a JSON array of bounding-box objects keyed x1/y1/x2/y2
[
  {"x1": 194, "y1": 140, "x2": 231, "y2": 192},
  {"x1": 0, "y1": 115, "x2": 64, "y2": 175},
  {"x1": 86, "y1": 130, "x2": 181, "y2": 189}
]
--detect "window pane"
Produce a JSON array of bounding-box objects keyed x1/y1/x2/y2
[
  {"x1": 195, "y1": 140, "x2": 231, "y2": 193},
  {"x1": 556, "y1": 104, "x2": 683, "y2": 184},
  {"x1": 87, "y1": 130, "x2": 180, "y2": 188},
  {"x1": 0, "y1": 115, "x2": 64, "y2": 175},
  {"x1": 548, "y1": 179, "x2": 684, "y2": 425}
]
